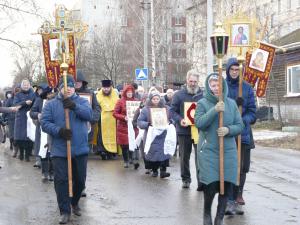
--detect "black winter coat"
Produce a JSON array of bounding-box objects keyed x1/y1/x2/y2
[{"x1": 170, "y1": 86, "x2": 203, "y2": 136}]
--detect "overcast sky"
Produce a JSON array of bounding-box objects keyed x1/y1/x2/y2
[{"x1": 0, "y1": 0, "x2": 79, "y2": 88}]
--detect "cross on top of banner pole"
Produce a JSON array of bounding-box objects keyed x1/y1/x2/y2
[{"x1": 135, "y1": 68, "x2": 148, "y2": 81}]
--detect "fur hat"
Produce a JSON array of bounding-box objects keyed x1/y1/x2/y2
[{"x1": 148, "y1": 91, "x2": 160, "y2": 100}]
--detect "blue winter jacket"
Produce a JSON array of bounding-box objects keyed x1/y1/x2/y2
[
  {"x1": 40, "y1": 93, "x2": 93, "y2": 157},
  {"x1": 226, "y1": 58, "x2": 257, "y2": 145}
]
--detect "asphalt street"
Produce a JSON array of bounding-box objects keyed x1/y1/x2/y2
[{"x1": 0, "y1": 144, "x2": 299, "y2": 225}]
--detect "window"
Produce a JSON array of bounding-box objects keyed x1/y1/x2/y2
[
  {"x1": 175, "y1": 17, "x2": 183, "y2": 25},
  {"x1": 278, "y1": 0, "x2": 281, "y2": 13},
  {"x1": 271, "y1": 14, "x2": 275, "y2": 28},
  {"x1": 263, "y1": 4, "x2": 268, "y2": 16},
  {"x1": 120, "y1": 16, "x2": 127, "y2": 27},
  {"x1": 256, "y1": 6, "x2": 260, "y2": 17},
  {"x1": 176, "y1": 64, "x2": 184, "y2": 73},
  {"x1": 174, "y1": 33, "x2": 183, "y2": 42},
  {"x1": 287, "y1": 0, "x2": 291, "y2": 10},
  {"x1": 287, "y1": 64, "x2": 300, "y2": 95},
  {"x1": 173, "y1": 49, "x2": 186, "y2": 58},
  {"x1": 175, "y1": 49, "x2": 182, "y2": 57}
]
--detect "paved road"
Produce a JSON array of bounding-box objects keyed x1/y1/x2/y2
[{"x1": 0, "y1": 145, "x2": 299, "y2": 225}]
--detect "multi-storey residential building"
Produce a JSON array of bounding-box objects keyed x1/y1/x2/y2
[
  {"x1": 79, "y1": 0, "x2": 144, "y2": 88},
  {"x1": 78, "y1": 0, "x2": 190, "y2": 90},
  {"x1": 164, "y1": 0, "x2": 190, "y2": 89},
  {"x1": 185, "y1": 0, "x2": 300, "y2": 88}
]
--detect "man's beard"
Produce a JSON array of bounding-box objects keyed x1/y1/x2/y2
[
  {"x1": 103, "y1": 89, "x2": 112, "y2": 96},
  {"x1": 186, "y1": 85, "x2": 199, "y2": 95}
]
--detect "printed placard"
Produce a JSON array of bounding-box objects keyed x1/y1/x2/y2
[
  {"x1": 150, "y1": 108, "x2": 168, "y2": 129},
  {"x1": 126, "y1": 101, "x2": 141, "y2": 120},
  {"x1": 79, "y1": 93, "x2": 92, "y2": 105},
  {"x1": 184, "y1": 102, "x2": 197, "y2": 125}
]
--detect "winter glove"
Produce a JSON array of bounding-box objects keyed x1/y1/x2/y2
[
  {"x1": 236, "y1": 97, "x2": 244, "y2": 107},
  {"x1": 217, "y1": 127, "x2": 229, "y2": 137},
  {"x1": 215, "y1": 101, "x2": 225, "y2": 112},
  {"x1": 63, "y1": 98, "x2": 76, "y2": 110},
  {"x1": 58, "y1": 128, "x2": 72, "y2": 140}
]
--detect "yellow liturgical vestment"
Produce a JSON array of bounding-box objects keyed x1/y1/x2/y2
[{"x1": 96, "y1": 89, "x2": 119, "y2": 153}]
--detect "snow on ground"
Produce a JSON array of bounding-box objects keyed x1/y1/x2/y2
[{"x1": 253, "y1": 130, "x2": 298, "y2": 140}]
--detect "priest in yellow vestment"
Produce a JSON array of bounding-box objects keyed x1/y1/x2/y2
[{"x1": 96, "y1": 80, "x2": 119, "y2": 159}]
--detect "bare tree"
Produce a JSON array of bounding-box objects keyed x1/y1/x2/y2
[
  {"x1": 0, "y1": 0, "x2": 43, "y2": 48},
  {"x1": 12, "y1": 40, "x2": 45, "y2": 85},
  {"x1": 81, "y1": 27, "x2": 127, "y2": 86}
]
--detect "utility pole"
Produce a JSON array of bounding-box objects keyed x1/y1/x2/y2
[
  {"x1": 207, "y1": 0, "x2": 213, "y2": 74},
  {"x1": 150, "y1": 0, "x2": 156, "y2": 86},
  {"x1": 141, "y1": 0, "x2": 150, "y2": 89}
]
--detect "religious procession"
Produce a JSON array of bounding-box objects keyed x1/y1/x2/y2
[{"x1": 0, "y1": 1, "x2": 300, "y2": 225}]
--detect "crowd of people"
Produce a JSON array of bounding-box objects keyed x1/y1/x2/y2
[{"x1": 0, "y1": 58, "x2": 256, "y2": 225}]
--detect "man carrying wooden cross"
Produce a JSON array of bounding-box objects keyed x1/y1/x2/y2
[
  {"x1": 41, "y1": 75, "x2": 93, "y2": 224},
  {"x1": 225, "y1": 58, "x2": 257, "y2": 216}
]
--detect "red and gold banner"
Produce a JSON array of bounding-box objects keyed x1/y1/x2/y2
[
  {"x1": 42, "y1": 33, "x2": 76, "y2": 88},
  {"x1": 244, "y1": 43, "x2": 275, "y2": 97}
]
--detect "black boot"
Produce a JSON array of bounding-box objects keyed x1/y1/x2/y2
[
  {"x1": 204, "y1": 213, "x2": 213, "y2": 225},
  {"x1": 9, "y1": 139, "x2": 13, "y2": 150},
  {"x1": 72, "y1": 205, "x2": 82, "y2": 216},
  {"x1": 25, "y1": 148, "x2": 30, "y2": 162},
  {"x1": 59, "y1": 213, "x2": 70, "y2": 224},
  {"x1": 134, "y1": 162, "x2": 140, "y2": 170},
  {"x1": 12, "y1": 146, "x2": 18, "y2": 158},
  {"x1": 160, "y1": 167, "x2": 170, "y2": 178},
  {"x1": 214, "y1": 194, "x2": 227, "y2": 225},
  {"x1": 19, "y1": 148, "x2": 24, "y2": 161},
  {"x1": 152, "y1": 169, "x2": 158, "y2": 177},
  {"x1": 42, "y1": 173, "x2": 48, "y2": 182},
  {"x1": 81, "y1": 188, "x2": 87, "y2": 197},
  {"x1": 203, "y1": 188, "x2": 215, "y2": 225}
]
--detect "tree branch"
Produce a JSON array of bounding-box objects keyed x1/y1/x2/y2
[
  {"x1": 0, "y1": 3, "x2": 43, "y2": 19},
  {"x1": 0, "y1": 37, "x2": 24, "y2": 48}
]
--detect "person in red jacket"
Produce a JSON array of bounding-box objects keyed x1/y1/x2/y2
[{"x1": 113, "y1": 85, "x2": 139, "y2": 168}]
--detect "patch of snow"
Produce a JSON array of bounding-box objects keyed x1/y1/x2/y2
[{"x1": 253, "y1": 130, "x2": 298, "y2": 140}]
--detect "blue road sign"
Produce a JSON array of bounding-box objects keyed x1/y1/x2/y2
[{"x1": 135, "y1": 68, "x2": 148, "y2": 81}]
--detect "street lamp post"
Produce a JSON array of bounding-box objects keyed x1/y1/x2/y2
[{"x1": 210, "y1": 22, "x2": 229, "y2": 195}]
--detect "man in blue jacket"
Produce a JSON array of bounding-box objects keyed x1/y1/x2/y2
[
  {"x1": 170, "y1": 69, "x2": 203, "y2": 190},
  {"x1": 41, "y1": 75, "x2": 93, "y2": 224},
  {"x1": 225, "y1": 58, "x2": 257, "y2": 216}
]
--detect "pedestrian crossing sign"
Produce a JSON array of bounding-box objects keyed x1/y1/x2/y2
[{"x1": 135, "y1": 68, "x2": 148, "y2": 81}]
